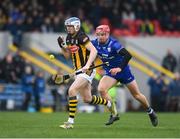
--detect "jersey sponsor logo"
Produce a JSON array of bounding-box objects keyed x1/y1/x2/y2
[
  {"x1": 107, "y1": 47, "x2": 111, "y2": 52},
  {"x1": 69, "y1": 45, "x2": 79, "y2": 53},
  {"x1": 102, "y1": 53, "x2": 108, "y2": 57}
]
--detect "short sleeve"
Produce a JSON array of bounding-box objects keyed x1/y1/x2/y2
[
  {"x1": 91, "y1": 39, "x2": 97, "y2": 48},
  {"x1": 78, "y1": 33, "x2": 90, "y2": 45},
  {"x1": 113, "y1": 41, "x2": 124, "y2": 53}
]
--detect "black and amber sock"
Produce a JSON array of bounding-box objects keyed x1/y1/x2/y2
[
  {"x1": 69, "y1": 96, "x2": 78, "y2": 119},
  {"x1": 90, "y1": 95, "x2": 108, "y2": 105}
]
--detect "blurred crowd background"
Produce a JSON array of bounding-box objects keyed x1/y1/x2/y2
[
  {"x1": 0, "y1": 0, "x2": 180, "y2": 35},
  {"x1": 0, "y1": 0, "x2": 180, "y2": 113}
]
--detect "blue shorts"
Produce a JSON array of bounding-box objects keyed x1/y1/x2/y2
[{"x1": 105, "y1": 66, "x2": 135, "y2": 84}]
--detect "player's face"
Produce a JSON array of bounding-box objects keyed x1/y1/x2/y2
[
  {"x1": 66, "y1": 25, "x2": 76, "y2": 34},
  {"x1": 96, "y1": 32, "x2": 109, "y2": 44}
]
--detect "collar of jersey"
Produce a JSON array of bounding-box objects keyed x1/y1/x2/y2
[{"x1": 98, "y1": 38, "x2": 110, "y2": 47}]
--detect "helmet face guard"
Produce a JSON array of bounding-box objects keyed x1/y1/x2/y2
[
  {"x1": 96, "y1": 25, "x2": 110, "y2": 34},
  {"x1": 65, "y1": 17, "x2": 81, "y2": 32}
]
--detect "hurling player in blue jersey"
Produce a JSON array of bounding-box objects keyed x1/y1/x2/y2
[{"x1": 92, "y1": 25, "x2": 158, "y2": 127}]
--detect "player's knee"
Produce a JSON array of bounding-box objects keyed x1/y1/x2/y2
[
  {"x1": 83, "y1": 97, "x2": 91, "y2": 103},
  {"x1": 98, "y1": 87, "x2": 107, "y2": 97},
  {"x1": 68, "y1": 88, "x2": 77, "y2": 97},
  {"x1": 98, "y1": 86, "x2": 107, "y2": 94}
]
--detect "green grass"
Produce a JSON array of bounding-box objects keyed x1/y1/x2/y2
[{"x1": 0, "y1": 112, "x2": 180, "y2": 138}]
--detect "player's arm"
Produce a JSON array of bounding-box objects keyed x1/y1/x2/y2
[
  {"x1": 84, "y1": 41, "x2": 97, "y2": 69},
  {"x1": 57, "y1": 36, "x2": 70, "y2": 59},
  {"x1": 118, "y1": 48, "x2": 132, "y2": 70},
  {"x1": 110, "y1": 45, "x2": 132, "y2": 75},
  {"x1": 57, "y1": 36, "x2": 68, "y2": 52},
  {"x1": 78, "y1": 33, "x2": 97, "y2": 71}
]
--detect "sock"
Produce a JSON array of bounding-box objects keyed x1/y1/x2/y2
[
  {"x1": 90, "y1": 95, "x2": 108, "y2": 105},
  {"x1": 146, "y1": 107, "x2": 153, "y2": 114},
  {"x1": 107, "y1": 100, "x2": 111, "y2": 108},
  {"x1": 68, "y1": 96, "x2": 78, "y2": 123},
  {"x1": 68, "y1": 117, "x2": 74, "y2": 124}
]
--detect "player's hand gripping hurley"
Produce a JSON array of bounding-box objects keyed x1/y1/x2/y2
[{"x1": 53, "y1": 62, "x2": 109, "y2": 84}]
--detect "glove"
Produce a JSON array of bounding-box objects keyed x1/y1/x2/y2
[{"x1": 57, "y1": 36, "x2": 66, "y2": 48}]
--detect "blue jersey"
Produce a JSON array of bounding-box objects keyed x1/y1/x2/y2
[
  {"x1": 92, "y1": 37, "x2": 134, "y2": 84},
  {"x1": 21, "y1": 74, "x2": 34, "y2": 93},
  {"x1": 34, "y1": 77, "x2": 45, "y2": 94}
]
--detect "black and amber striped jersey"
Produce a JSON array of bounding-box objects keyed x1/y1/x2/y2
[{"x1": 66, "y1": 30, "x2": 91, "y2": 70}]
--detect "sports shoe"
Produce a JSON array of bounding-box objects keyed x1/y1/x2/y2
[
  {"x1": 108, "y1": 101, "x2": 118, "y2": 116},
  {"x1": 148, "y1": 111, "x2": 158, "y2": 127},
  {"x1": 105, "y1": 114, "x2": 120, "y2": 125},
  {"x1": 59, "y1": 122, "x2": 74, "y2": 129}
]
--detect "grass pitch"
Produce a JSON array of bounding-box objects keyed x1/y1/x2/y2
[{"x1": 0, "y1": 112, "x2": 180, "y2": 138}]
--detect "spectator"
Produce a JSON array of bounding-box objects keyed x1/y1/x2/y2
[
  {"x1": 174, "y1": 15, "x2": 180, "y2": 31},
  {"x1": 13, "y1": 50, "x2": 25, "y2": 81},
  {"x1": 139, "y1": 19, "x2": 155, "y2": 35},
  {"x1": 25, "y1": 17, "x2": 34, "y2": 32},
  {"x1": 162, "y1": 49, "x2": 177, "y2": 72},
  {"x1": 41, "y1": 17, "x2": 53, "y2": 33},
  {"x1": 82, "y1": 19, "x2": 94, "y2": 34},
  {"x1": 122, "y1": 9, "x2": 135, "y2": 22},
  {"x1": 47, "y1": 70, "x2": 69, "y2": 112},
  {"x1": 47, "y1": 75, "x2": 58, "y2": 111},
  {"x1": 1, "y1": 53, "x2": 17, "y2": 83},
  {"x1": 0, "y1": 0, "x2": 179, "y2": 35},
  {"x1": 52, "y1": 15, "x2": 64, "y2": 32},
  {"x1": 21, "y1": 65, "x2": 34, "y2": 111},
  {"x1": 0, "y1": 58, "x2": 4, "y2": 83},
  {"x1": 34, "y1": 71, "x2": 46, "y2": 111},
  {"x1": 5, "y1": 17, "x2": 24, "y2": 48},
  {"x1": 167, "y1": 72, "x2": 180, "y2": 112},
  {"x1": 148, "y1": 73, "x2": 168, "y2": 112},
  {"x1": 0, "y1": 9, "x2": 6, "y2": 30}
]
